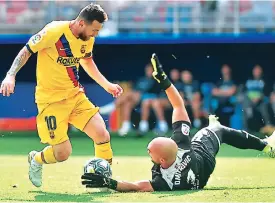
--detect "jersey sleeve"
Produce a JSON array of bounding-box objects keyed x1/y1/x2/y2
[
  {"x1": 170, "y1": 121, "x2": 191, "y2": 149},
  {"x1": 150, "y1": 175, "x2": 171, "y2": 191},
  {"x1": 26, "y1": 23, "x2": 60, "y2": 54},
  {"x1": 83, "y1": 38, "x2": 95, "y2": 58}
]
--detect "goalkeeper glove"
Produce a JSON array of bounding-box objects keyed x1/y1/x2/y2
[
  {"x1": 81, "y1": 173, "x2": 118, "y2": 190},
  {"x1": 151, "y1": 53, "x2": 171, "y2": 90}
]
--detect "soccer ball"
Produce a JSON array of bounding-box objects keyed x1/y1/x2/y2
[{"x1": 84, "y1": 158, "x2": 112, "y2": 178}]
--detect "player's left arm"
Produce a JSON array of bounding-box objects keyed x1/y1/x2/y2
[
  {"x1": 80, "y1": 58, "x2": 110, "y2": 90},
  {"x1": 81, "y1": 173, "x2": 154, "y2": 192},
  {"x1": 80, "y1": 57, "x2": 123, "y2": 98}
]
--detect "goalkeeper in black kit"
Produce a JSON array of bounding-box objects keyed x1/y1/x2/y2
[{"x1": 81, "y1": 54, "x2": 275, "y2": 192}]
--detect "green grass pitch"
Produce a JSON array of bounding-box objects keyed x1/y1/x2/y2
[{"x1": 0, "y1": 131, "x2": 275, "y2": 202}]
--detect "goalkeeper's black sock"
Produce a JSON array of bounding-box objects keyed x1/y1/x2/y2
[{"x1": 221, "y1": 127, "x2": 267, "y2": 151}]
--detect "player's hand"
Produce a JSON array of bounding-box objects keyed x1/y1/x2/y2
[
  {"x1": 150, "y1": 53, "x2": 168, "y2": 83},
  {"x1": 105, "y1": 83, "x2": 123, "y2": 98},
  {"x1": 81, "y1": 173, "x2": 111, "y2": 188},
  {"x1": 0, "y1": 74, "x2": 16, "y2": 97}
]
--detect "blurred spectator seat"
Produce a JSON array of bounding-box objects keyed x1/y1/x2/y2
[
  {"x1": 7, "y1": 0, "x2": 28, "y2": 23},
  {"x1": 201, "y1": 82, "x2": 243, "y2": 129},
  {"x1": 0, "y1": 1, "x2": 7, "y2": 23},
  {"x1": 201, "y1": 82, "x2": 214, "y2": 113}
]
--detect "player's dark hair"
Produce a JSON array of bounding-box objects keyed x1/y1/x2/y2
[{"x1": 78, "y1": 3, "x2": 108, "y2": 24}]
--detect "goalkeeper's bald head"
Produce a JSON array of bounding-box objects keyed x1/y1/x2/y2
[{"x1": 147, "y1": 137, "x2": 178, "y2": 168}]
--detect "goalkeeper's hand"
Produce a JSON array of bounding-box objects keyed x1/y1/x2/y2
[
  {"x1": 81, "y1": 173, "x2": 117, "y2": 189},
  {"x1": 150, "y1": 53, "x2": 171, "y2": 90}
]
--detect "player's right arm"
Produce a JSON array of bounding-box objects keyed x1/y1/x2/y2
[
  {"x1": 0, "y1": 22, "x2": 59, "y2": 97},
  {"x1": 0, "y1": 46, "x2": 32, "y2": 96},
  {"x1": 81, "y1": 173, "x2": 171, "y2": 192}
]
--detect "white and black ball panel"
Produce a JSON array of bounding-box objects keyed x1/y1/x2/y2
[{"x1": 84, "y1": 158, "x2": 112, "y2": 178}]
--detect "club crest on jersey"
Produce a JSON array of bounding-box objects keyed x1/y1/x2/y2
[
  {"x1": 81, "y1": 45, "x2": 87, "y2": 54},
  {"x1": 181, "y1": 123, "x2": 190, "y2": 135},
  {"x1": 49, "y1": 131, "x2": 55, "y2": 139}
]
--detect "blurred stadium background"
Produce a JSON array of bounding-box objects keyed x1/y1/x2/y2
[
  {"x1": 1, "y1": 0, "x2": 275, "y2": 135},
  {"x1": 1, "y1": 0, "x2": 275, "y2": 34}
]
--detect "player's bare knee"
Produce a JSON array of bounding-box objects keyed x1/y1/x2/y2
[
  {"x1": 96, "y1": 128, "x2": 110, "y2": 144},
  {"x1": 87, "y1": 120, "x2": 110, "y2": 144},
  {"x1": 152, "y1": 100, "x2": 161, "y2": 109},
  {"x1": 53, "y1": 141, "x2": 72, "y2": 162},
  {"x1": 133, "y1": 92, "x2": 141, "y2": 102},
  {"x1": 142, "y1": 100, "x2": 151, "y2": 108},
  {"x1": 54, "y1": 148, "x2": 72, "y2": 162}
]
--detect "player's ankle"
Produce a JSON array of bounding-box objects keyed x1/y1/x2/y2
[{"x1": 32, "y1": 158, "x2": 42, "y2": 166}]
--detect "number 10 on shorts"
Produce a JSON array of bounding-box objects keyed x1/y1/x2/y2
[{"x1": 45, "y1": 116, "x2": 57, "y2": 139}]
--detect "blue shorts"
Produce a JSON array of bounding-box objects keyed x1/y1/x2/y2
[
  {"x1": 158, "y1": 92, "x2": 167, "y2": 99},
  {"x1": 141, "y1": 93, "x2": 158, "y2": 101}
]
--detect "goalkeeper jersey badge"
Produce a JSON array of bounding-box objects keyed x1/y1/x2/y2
[
  {"x1": 181, "y1": 123, "x2": 190, "y2": 136},
  {"x1": 81, "y1": 45, "x2": 87, "y2": 54}
]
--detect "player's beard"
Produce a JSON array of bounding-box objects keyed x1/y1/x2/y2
[{"x1": 78, "y1": 32, "x2": 89, "y2": 41}]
